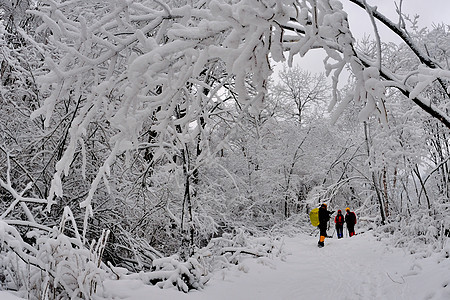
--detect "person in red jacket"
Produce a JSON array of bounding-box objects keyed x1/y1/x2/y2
[
  {"x1": 345, "y1": 207, "x2": 357, "y2": 237},
  {"x1": 334, "y1": 210, "x2": 345, "y2": 239}
]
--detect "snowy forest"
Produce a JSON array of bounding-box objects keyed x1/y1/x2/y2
[{"x1": 0, "y1": 0, "x2": 449, "y2": 299}]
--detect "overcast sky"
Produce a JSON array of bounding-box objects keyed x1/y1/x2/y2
[
  {"x1": 343, "y1": 0, "x2": 450, "y2": 41},
  {"x1": 287, "y1": 0, "x2": 450, "y2": 76}
]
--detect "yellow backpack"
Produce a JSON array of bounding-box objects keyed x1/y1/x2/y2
[{"x1": 309, "y1": 208, "x2": 320, "y2": 227}]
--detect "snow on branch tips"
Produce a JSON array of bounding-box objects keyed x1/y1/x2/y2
[{"x1": 26, "y1": 0, "x2": 301, "y2": 211}]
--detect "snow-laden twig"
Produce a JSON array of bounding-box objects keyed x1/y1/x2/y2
[
  {"x1": 386, "y1": 272, "x2": 405, "y2": 284},
  {"x1": 362, "y1": 0, "x2": 382, "y2": 70},
  {"x1": 0, "y1": 153, "x2": 47, "y2": 206},
  {"x1": 349, "y1": 0, "x2": 441, "y2": 69}
]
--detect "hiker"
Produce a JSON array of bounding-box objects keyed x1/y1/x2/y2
[
  {"x1": 334, "y1": 210, "x2": 345, "y2": 239},
  {"x1": 345, "y1": 207, "x2": 357, "y2": 237},
  {"x1": 318, "y1": 203, "x2": 334, "y2": 247}
]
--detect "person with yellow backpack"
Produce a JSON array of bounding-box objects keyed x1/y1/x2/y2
[{"x1": 317, "y1": 203, "x2": 334, "y2": 247}]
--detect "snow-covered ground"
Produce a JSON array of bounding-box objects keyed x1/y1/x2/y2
[{"x1": 2, "y1": 231, "x2": 449, "y2": 300}]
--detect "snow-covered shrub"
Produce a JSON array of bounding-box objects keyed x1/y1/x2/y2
[
  {"x1": 145, "y1": 255, "x2": 209, "y2": 292},
  {"x1": 114, "y1": 254, "x2": 210, "y2": 293},
  {"x1": 198, "y1": 228, "x2": 287, "y2": 269},
  {"x1": 375, "y1": 200, "x2": 450, "y2": 257},
  {"x1": 0, "y1": 207, "x2": 111, "y2": 299},
  {"x1": 110, "y1": 228, "x2": 286, "y2": 294},
  {"x1": 268, "y1": 213, "x2": 309, "y2": 237}
]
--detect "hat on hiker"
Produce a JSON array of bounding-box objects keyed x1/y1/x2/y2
[{"x1": 346, "y1": 207, "x2": 350, "y2": 211}]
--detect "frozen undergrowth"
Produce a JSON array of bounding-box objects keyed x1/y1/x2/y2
[
  {"x1": 107, "y1": 228, "x2": 288, "y2": 295},
  {"x1": 0, "y1": 212, "x2": 109, "y2": 299},
  {"x1": 0, "y1": 222, "x2": 288, "y2": 299},
  {"x1": 374, "y1": 203, "x2": 450, "y2": 259}
]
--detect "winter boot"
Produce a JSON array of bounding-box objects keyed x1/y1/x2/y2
[{"x1": 318, "y1": 235, "x2": 325, "y2": 247}]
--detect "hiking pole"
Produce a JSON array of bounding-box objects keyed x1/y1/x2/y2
[{"x1": 328, "y1": 220, "x2": 334, "y2": 238}]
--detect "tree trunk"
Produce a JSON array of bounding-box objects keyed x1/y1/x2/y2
[
  {"x1": 364, "y1": 122, "x2": 386, "y2": 224},
  {"x1": 413, "y1": 164, "x2": 431, "y2": 210}
]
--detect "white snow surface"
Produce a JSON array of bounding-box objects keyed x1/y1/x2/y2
[
  {"x1": 2, "y1": 231, "x2": 449, "y2": 300},
  {"x1": 0, "y1": 292, "x2": 24, "y2": 300}
]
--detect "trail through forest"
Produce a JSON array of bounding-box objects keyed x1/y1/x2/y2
[{"x1": 101, "y1": 231, "x2": 450, "y2": 300}]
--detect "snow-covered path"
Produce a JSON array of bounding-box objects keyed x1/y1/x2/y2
[
  {"x1": 102, "y1": 231, "x2": 450, "y2": 300},
  {"x1": 2, "y1": 232, "x2": 449, "y2": 300}
]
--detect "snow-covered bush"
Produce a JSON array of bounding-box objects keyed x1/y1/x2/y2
[
  {"x1": 145, "y1": 255, "x2": 209, "y2": 293},
  {"x1": 0, "y1": 208, "x2": 110, "y2": 299},
  {"x1": 111, "y1": 254, "x2": 210, "y2": 293},
  {"x1": 375, "y1": 200, "x2": 450, "y2": 257},
  {"x1": 198, "y1": 228, "x2": 287, "y2": 270},
  {"x1": 110, "y1": 228, "x2": 286, "y2": 294}
]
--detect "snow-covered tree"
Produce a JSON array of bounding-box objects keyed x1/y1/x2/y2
[
  {"x1": 0, "y1": 0, "x2": 449, "y2": 297},
  {"x1": 272, "y1": 66, "x2": 329, "y2": 125},
  {"x1": 11, "y1": 0, "x2": 443, "y2": 226}
]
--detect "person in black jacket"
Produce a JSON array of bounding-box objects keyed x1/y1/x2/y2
[
  {"x1": 318, "y1": 203, "x2": 334, "y2": 247},
  {"x1": 345, "y1": 207, "x2": 357, "y2": 237}
]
